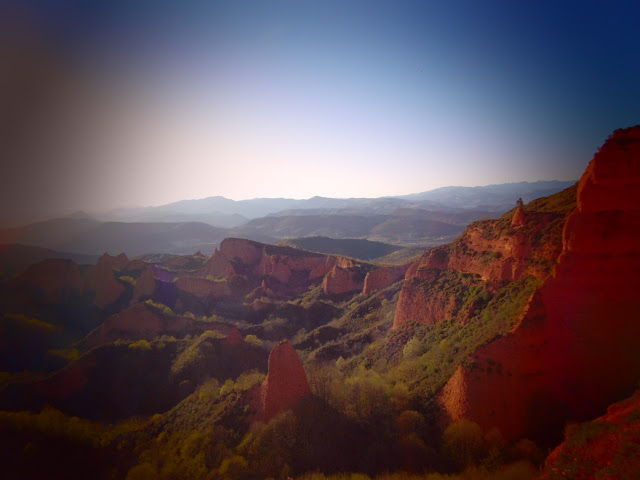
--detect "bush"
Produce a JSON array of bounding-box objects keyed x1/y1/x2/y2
[
  {"x1": 125, "y1": 462, "x2": 157, "y2": 480},
  {"x1": 244, "y1": 334, "x2": 263, "y2": 347},
  {"x1": 442, "y1": 420, "x2": 484, "y2": 469},
  {"x1": 129, "y1": 340, "x2": 152, "y2": 351},
  {"x1": 119, "y1": 275, "x2": 136, "y2": 286},
  {"x1": 402, "y1": 337, "x2": 423, "y2": 359}
]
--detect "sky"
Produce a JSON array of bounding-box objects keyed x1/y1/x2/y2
[{"x1": 1, "y1": 0, "x2": 639, "y2": 226}]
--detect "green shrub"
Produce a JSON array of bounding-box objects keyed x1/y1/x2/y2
[
  {"x1": 442, "y1": 420, "x2": 484, "y2": 469},
  {"x1": 119, "y1": 275, "x2": 136, "y2": 286},
  {"x1": 244, "y1": 334, "x2": 263, "y2": 347},
  {"x1": 129, "y1": 340, "x2": 152, "y2": 351}
]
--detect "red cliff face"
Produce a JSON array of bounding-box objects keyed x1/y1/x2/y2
[
  {"x1": 97, "y1": 253, "x2": 129, "y2": 271},
  {"x1": 511, "y1": 207, "x2": 526, "y2": 227},
  {"x1": 225, "y1": 327, "x2": 243, "y2": 346},
  {"x1": 363, "y1": 264, "x2": 409, "y2": 294},
  {"x1": 439, "y1": 126, "x2": 640, "y2": 442},
  {"x1": 200, "y1": 239, "x2": 330, "y2": 292},
  {"x1": 84, "y1": 257, "x2": 125, "y2": 308},
  {"x1": 200, "y1": 249, "x2": 238, "y2": 278},
  {"x1": 132, "y1": 266, "x2": 157, "y2": 303},
  {"x1": 540, "y1": 392, "x2": 640, "y2": 480},
  {"x1": 309, "y1": 256, "x2": 336, "y2": 280},
  {"x1": 261, "y1": 340, "x2": 311, "y2": 420},
  {"x1": 17, "y1": 258, "x2": 84, "y2": 303},
  {"x1": 541, "y1": 391, "x2": 640, "y2": 479},
  {"x1": 392, "y1": 195, "x2": 571, "y2": 329},
  {"x1": 393, "y1": 270, "x2": 478, "y2": 328},
  {"x1": 256, "y1": 253, "x2": 327, "y2": 285},
  {"x1": 174, "y1": 276, "x2": 231, "y2": 300},
  {"x1": 219, "y1": 238, "x2": 263, "y2": 265},
  {"x1": 322, "y1": 265, "x2": 365, "y2": 295}
]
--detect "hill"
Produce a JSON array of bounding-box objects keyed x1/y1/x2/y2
[
  {"x1": 400, "y1": 180, "x2": 576, "y2": 209},
  {"x1": 232, "y1": 210, "x2": 469, "y2": 246},
  {"x1": 277, "y1": 236, "x2": 402, "y2": 261},
  {"x1": 0, "y1": 219, "x2": 230, "y2": 256},
  {"x1": 0, "y1": 244, "x2": 99, "y2": 279}
]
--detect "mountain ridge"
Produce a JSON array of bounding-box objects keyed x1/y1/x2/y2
[{"x1": 100, "y1": 180, "x2": 576, "y2": 224}]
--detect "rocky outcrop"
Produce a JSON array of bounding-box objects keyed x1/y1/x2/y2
[
  {"x1": 542, "y1": 391, "x2": 640, "y2": 479},
  {"x1": 322, "y1": 265, "x2": 366, "y2": 295},
  {"x1": 363, "y1": 264, "x2": 409, "y2": 294},
  {"x1": 254, "y1": 252, "x2": 326, "y2": 285},
  {"x1": 83, "y1": 257, "x2": 125, "y2": 308},
  {"x1": 200, "y1": 239, "x2": 330, "y2": 292},
  {"x1": 174, "y1": 276, "x2": 231, "y2": 300},
  {"x1": 309, "y1": 256, "x2": 336, "y2": 280},
  {"x1": 261, "y1": 340, "x2": 311, "y2": 420},
  {"x1": 89, "y1": 303, "x2": 229, "y2": 346},
  {"x1": 225, "y1": 327, "x2": 243, "y2": 346},
  {"x1": 439, "y1": 126, "x2": 640, "y2": 442},
  {"x1": 97, "y1": 253, "x2": 128, "y2": 271},
  {"x1": 393, "y1": 272, "x2": 467, "y2": 328},
  {"x1": 511, "y1": 206, "x2": 526, "y2": 227},
  {"x1": 219, "y1": 237, "x2": 263, "y2": 265},
  {"x1": 578, "y1": 127, "x2": 640, "y2": 213},
  {"x1": 200, "y1": 248, "x2": 239, "y2": 278},
  {"x1": 393, "y1": 193, "x2": 572, "y2": 328},
  {"x1": 132, "y1": 266, "x2": 157, "y2": 303}
]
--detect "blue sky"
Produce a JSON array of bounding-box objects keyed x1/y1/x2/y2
[{"x1": 2, "y1": 0, "x2": 639, "y2": 223}]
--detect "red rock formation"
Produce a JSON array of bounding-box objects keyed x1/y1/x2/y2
[
  {"x1": 309, "y1": 255, "x2": 337, "y2": 280},
  {"x1": 363, "y1": 264, "x2": 409, "y2": 294},
  {"x1": 511, "y1": 207, "x2": 526, "y2": 227},
  {"x1": 219, "y1": 237, "x2": 263, "y2": 265},
  {"x1": 335, "y1": 256, "x2": 355, "y2": 269},
  {"x1": 322, "y1": 265, "x2": 365, "y2": 295},
  {"x1": 542, "y1": 392, "x2": 640, "y2": 479},
  {"x1": 174, "y1": 276, "x2": 231, "y2": 300},
  {"x1": 393, "y1": 199, "x2": 570, "y2": 329},
  {"x1": 132, "y1": 266, "x2": 156, "y2": 303},
  {"x1": 439, "y1": 126, "x2": 640, "y2": 442},
  {"x1": 98, "y1": 303, "x2": 167, "y2": 342},
  {"x1": 255, "y1": 254, "x2": 292, "y2": 283},
  {"x1": 578, "y1": 126, "x2": 640, "y2": 213},
  {"x1": 199, "y1": 249, "x2": 238, "y2": 278},
  {"x1": 97, "y1": 252, "x2": 128, "y2": 271},
  {"x1": 393, "y1": 274, "x2": 463, "y2": 328},
  {"x1": 225, "y1": 327, "x2": 243, "y2": 346},
  {"x1": 261, "y1": 340, "x2": 311, "y2": 420},
  {"x1": 254, "y1": 253, "x2": 327, "y2": 285},
  {"x1": 251, "y1": 299, "x2": 271, "y2": 311},
  {"x1": 16, "y1": 258, "x2": 84, "y2": 303},
  {"x1": 124, "y1": 258, "x2": 147, "y2": 272},
  {"x1": 84, "y1": 257, "x2": 125, "y2": 308},
  {"x1": 90, "y1": 303, "x2": 230, "y2": 346}
]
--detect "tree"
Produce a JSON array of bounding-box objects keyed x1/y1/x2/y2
[
  {"x1": 516, "y1": 197, "x2": 524, "y2": 208},
  {"x1": 403, "y1": 336, "x2": 424, "y2": 359},
  {"x1": 442, "y1": 420, "x2": 484, "y2": 469}
]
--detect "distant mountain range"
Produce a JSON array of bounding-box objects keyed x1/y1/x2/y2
[
  {"x1": 0, "y1": 181, "x2": 575, "y2": 257},
  {"x1": 100, "y1": 180, "x2": 576, "y2": 225}
]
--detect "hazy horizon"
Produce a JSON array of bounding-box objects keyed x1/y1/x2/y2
[
  {"x1": 10, "y1": 179, "x2": 578, "y2": 227},
  {"x1": 2, "y1": 0, "x2": 638, "y2": 226}
]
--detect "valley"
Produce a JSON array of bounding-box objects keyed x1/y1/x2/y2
[{"x1": 0, "y1": 129, "x2": 638, "y2": 479}]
